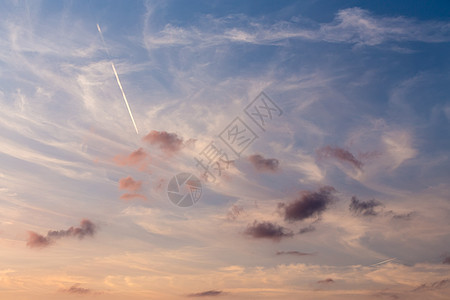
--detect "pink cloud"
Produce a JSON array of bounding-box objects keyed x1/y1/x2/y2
[
  {"x1": 113, "y1": 147, "x2": 150, "y2": 171},
  {"x1": 119, "y1": 176, "x2": 142, "y2": 192},
  {"x1": 316, "y1": 146, "x2": 363, "y2": 170},
  {"x1": 142, "y1": 130, "x2": 184, "y2": 153},
  {"x1": 26, "y1": 231, "x2": 52, "y2": 248},
  {"x1": 120, "y1": 193, "x2": 147, "y2": 201}
]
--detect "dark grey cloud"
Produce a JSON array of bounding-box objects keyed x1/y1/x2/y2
[
  {"x1": 413, "y1": 279, "x2": 450, "y2": 292},
  {"x1": 248, "y1": 154, "x2": 279, "y2": 172},
  {"x1": 47, "y1": 219, "x2": 96, "y2": 239},
  {"x1": 278, "y1": 186, "x2": 336, "y2": 222},
  {"x1": 187, "y1": 290, "x2": 223, "y2": 297},
  {"x1": 317, "y1": 278, "x2": 334, "y2": 284},
  {"x1": 61, "y1": 284, "x2": 93, "y2": 295},
  {"x1": 245, "y1": 221, "x2": 293, "y2": 241},
  {"x1": 317, "y1": 146, "x2": 363, "y2": 170},
  {"x1": 142, "y1": 130, "x2": 184, "y2": 153},
  {"x1": 391, "y1": 211, "x2": 415, "y2": 220},
  {"x1": 276, "y1": 251, "x2": 314, "y2": 256},
  {"x1": 26, "y1": 219, "x2": 97, "y2": 248},
  {"x1": 443, "y1": 255, "x2": 450, "y2": 265},
  {"x1": 299, "y1": 225, "x2": 316, "y2": 234},
  {"x1": 349, "y1": 196, "x2": 383, "y2": 216}
]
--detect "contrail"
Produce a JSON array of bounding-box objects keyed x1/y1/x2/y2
[
  {"x1": 111, "y1": 63, "x2": 139, "y2": 134},
  {"x1": 97, "y1": 23, "x2": 139, "y2": 135},
  {"x1": 369, "y1": 257, "x2": 396, "y2": 267}
]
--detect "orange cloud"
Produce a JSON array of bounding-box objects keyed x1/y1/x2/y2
[
  {"x1": 120, "y1": 193, "x2": 147, "y2": 201},
  {"x1": 119, "y1": 176, "x2": 142, "y2": 192}
]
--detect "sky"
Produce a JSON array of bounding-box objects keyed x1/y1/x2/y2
[{"x1": 0, "y1": 0, "x2": 450, "y2": 299}]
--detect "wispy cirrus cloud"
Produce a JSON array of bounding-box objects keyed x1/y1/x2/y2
[{"x1": 144, "y1": 7, "x2": 450, "y2": 50}]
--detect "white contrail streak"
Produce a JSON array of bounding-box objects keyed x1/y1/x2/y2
[
  {"x1": 369, "y1": 258, "x2": 396, "y2": 267},
  {"x1": 111, "y1": 63, "x2": 139, "y2": 134},
  {"x1": 96, "y1": 23, "x2": 138, "y2": 135}
]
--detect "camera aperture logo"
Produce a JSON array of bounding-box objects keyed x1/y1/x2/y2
[{"x1": 167, "y1": 173, "x2": 202, "y2": 207}]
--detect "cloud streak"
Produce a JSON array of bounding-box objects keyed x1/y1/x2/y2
[
  {"x1": 276, "y1": 251, "x2": 314, "y2": 256},
  {"x1": 144, "y1": 7, "x2": 450, "y2": 50},
  {"x1": 187, "y1": 290, "x2": 224, "y2": 297},
  {"x1": 26, "y1": 219, "x2": 97, "y2": 248},
  {"x1": 317, "y1": 146, "x2": 363, "y2": 170}
]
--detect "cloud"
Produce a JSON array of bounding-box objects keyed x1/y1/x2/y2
[
  {"x1": 118, "y1": 176, "x2": 147, "y2": 201},
  {"x1": 119, "y1": 176, "x2": 142, "y2": 192},
  {"x1": 244, "y1": 221, "x2": 293, "y2": 241},
  {"x1": 317, "y1": 146, "x2": 363, "y2": 170},
  {"x1": 26, "y1": 231, "x2": 52, "y2": 248},
  {"x1": 120, "y1": 193, "x2": 147, "y2": 201},
  {"x1": 317, "y1": 278, "x2": 334, "y2": 284},
  {"x1": 187, "y1": 290, "x2": 224, "y2": 297},
  {"x1": 113, "y1": 147, "x2": 150, "y2": 170},
  {"x1": 349, "y1": 196, "x2": 383, "y2": 216},
  {"x1": 60, "y1": 284, "x2": 93, "y2": 295},
  {"x1": 26, "y1": 219, "x2": 97, "y2": 248},
  {"x1": 276, "y1": 251, "x2": 314, "y2": 256},
  {"x1": 299, "y1": 225, "x2": 316, "y2": 234},
  {"x1": 144, "y1": 7, "x2": 450, "y2": 52},
  {"x1": 391, "y1": 211, "x2": 415, "y2": 221},
  {"x1": 248, "y1": 154, "x2": 280, "y2": 172},
  {"x1": 142, "y1": 130, "x2": 184, "y2": 153},
  {"x1": 227, "y1": 205, "x2": 244, "y2": 221},
  {"x1": 443, "y1": 256, "x2": 450, "y2": 265},
  {"x1": 278, "y1": 186, "x2": 336, "y2": 222},
  {"x1": 413, "y1": 279, "x2": 450, "y2": 292}
]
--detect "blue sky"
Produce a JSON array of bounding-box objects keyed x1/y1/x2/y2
[{"x1": 0, "y1": 0, "x2": 449, "y2": 299}]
